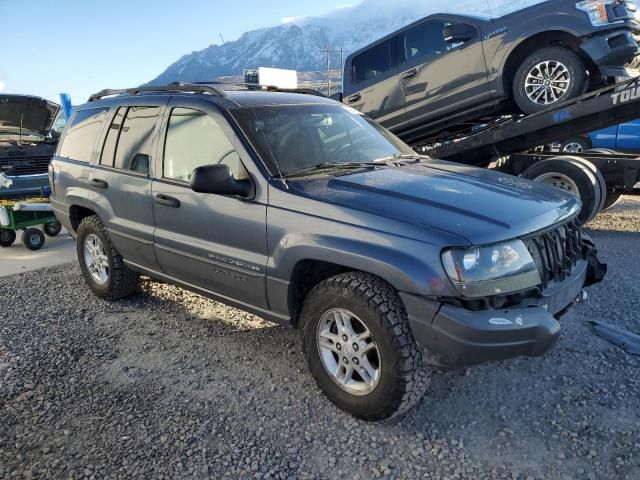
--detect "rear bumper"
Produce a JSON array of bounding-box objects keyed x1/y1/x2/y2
[
  {"x1": 581, "y1": 29, "x2": 639, "y2": 77},
  {"x1": 401, "y1": 260, "x2": 593, "y2": 369},
  {"x1": 0, "y1": 173, "x2": 49, "y2": 199}
]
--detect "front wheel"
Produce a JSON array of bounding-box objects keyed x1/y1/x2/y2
[
  {"x1": 0, "y1": 229, "x2": 16, "y2": 247},
  {"x1": 513, "y1": 47, "x2": 586, "y2": 114},
  {"x1": 76, "y1": 215, "x2": 140, "y2": 300},
  {"x1": 300, "y1": 272, "x2": 431, "y2": 421},
  {"x1": 22, "y1": 228, "x2": 45, "y2": 251}
]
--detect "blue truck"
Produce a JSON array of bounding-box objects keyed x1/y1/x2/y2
[{"x1": 559, "y1": 119, "x2": 640, "y2": 153}]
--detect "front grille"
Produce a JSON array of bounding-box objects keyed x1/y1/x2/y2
[
  {"x1": 524, "y1": 220, "x2": 586, "y2": 289},
  {"x1": 0, "y1": 156, "x2": 52, "y2": 176}
]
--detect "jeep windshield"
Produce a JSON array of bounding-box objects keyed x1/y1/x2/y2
[{"x1": 232, "y1": 104, "x2": 419, "y2": 177}]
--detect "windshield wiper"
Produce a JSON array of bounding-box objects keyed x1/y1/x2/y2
[
  {"x1": 283, "y1": 162, "x2": 385, "y2": 179},
  {"x1": 376, "y1": 153, "x2": 429, "y2": 165}
]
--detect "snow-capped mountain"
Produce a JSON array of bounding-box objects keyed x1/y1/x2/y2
[{"x1": 147, "y1": 0, "x2": 544, "y2": 85}]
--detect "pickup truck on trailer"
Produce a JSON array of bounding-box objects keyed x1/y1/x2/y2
[
  {"x1": 556, "y1": 118, "x2": 640, "y2": 152},
  {"x1": 340, "y1": 0, "x2": 639, "y2": 145},
  {"x1": 50, "y1": 83, "x2": 606, "y2": 420}
]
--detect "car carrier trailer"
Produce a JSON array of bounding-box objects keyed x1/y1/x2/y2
[{"x1": 408, "y1": 76, "x2": 640, "y2": 224}]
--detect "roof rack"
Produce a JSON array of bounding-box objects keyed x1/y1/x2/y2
[
  {"x1": 88, "y1": 81, "x2": 327, "y2": 103},
  {"x1": 88, "y1": 83, "x2": 227, "y2": 102}
]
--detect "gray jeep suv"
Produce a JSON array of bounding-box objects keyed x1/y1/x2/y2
[{"x1": 50, "y1": 84, "x2": 605, "y2": 420}]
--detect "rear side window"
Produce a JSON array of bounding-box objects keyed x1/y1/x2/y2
[
  {"x1": 100, "y1": 107, "x2": 126, "y2": 166},
  {"x1": 112, "y1": 106, "x2": 161, "y2": 175},
  {"x1": 163, "y1": 108, "x2": 244, "y2": 182},
  {"x1": 58, "y1": 108, "x2": 109, "y2": 162},
  {"x1": 351, "y1": 40, "x2": 393, "y2": 84}
]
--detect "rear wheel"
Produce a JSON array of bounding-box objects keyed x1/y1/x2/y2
[
  {"x1": 300, "y1": 272, "x2": 430, "y2": 421},
  {"x1": 22, "y1": 228, "x2": 45, "y2": 251},
  {"x1": 522, "y1": 157, "x2": 603, "y2": 224},
  {"x1": 77, "y1": 215, "x2": 140, "y2": 300},
  {"x1": 603, "y1": 192, "x2": 623, "y2": 211},
  {"x1": 513, "y1": 47, "x2": 586, "y2": 114},
  {"x1": 43, "y1": 221, "x2": 62, "y2": 237},
  {"x1": 0, "y1": 229, "x2": 16, "y2": 247}
]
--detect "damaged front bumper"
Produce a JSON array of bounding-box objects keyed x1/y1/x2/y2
[{"x1": 401, "y1": 250, "x2": 606, "y2": 370}]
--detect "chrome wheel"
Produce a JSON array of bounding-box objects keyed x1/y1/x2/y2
[
  {"x1": 562, "y1": 142, "x2": 584, "y2": 153},
  {"x1": 316, "y1": 308, "x2": 381, "y2": 396},
  {"x1": 83, "y1": 234, "x2": 109, "y2": 285},
  {"x1": 534, "y1": 172, "x2": 581, "y2": 199},
  {"x1": 525, "y1": 61, "x2": 571, "y2": 105}
]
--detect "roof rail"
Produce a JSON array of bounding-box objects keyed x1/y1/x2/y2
[
  {"x1": 186, "y1": 81, "x2": 327, "y2": 97},
  {"x1": 88, "y1": 83, "x2": 227, "y2": 102}
]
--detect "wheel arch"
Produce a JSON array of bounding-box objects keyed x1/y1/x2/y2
[
  {"x1": 69, "y1": 204, "x2": 98, "y2": 232},
  {"x1": 500, "y1": 30, "x2": 598, "y2": 98}
]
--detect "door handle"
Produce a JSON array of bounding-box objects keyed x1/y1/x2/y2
[
  {"x1": 347, "y1": 93, "x2": 361, "y2": 104},
  {"x1": 89, "y1": 178, "x2": 108, "y2": 189},
  {"x1": 401, "y1": 69, "x2": 418, "y2": 80},
  {"x1": 154, "y1": 194, "x2": 181, "y2": 208}
]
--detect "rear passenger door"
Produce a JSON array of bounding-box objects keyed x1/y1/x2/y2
[
  {"x1": 152, "y1": 98, "x2": 269, "y2": 308},
  {"x1": 91, "y1": 100, "x2": 165, "y2": 271},
  {"x1": 344, "y1": 37, "x2": 405, "y2": 131},
  {"x1": 399, "y1": 18, "x2": 490, "y2": 128}
]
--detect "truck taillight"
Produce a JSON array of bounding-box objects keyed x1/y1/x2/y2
[{"x1": 576, "y1": 0, "x2": 613, "y2": 25}]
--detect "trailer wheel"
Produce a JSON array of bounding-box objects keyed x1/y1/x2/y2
[
  {"x1": 513, "y1": 47, "x2": 586, "y2": 115},
  {"x1": 22, "y1": 228, "x2": 45, "y2": 251},
  {"x1": 603, "y1": 192, "x2": 623, "y2": 211},
  {"x1": 0, "y1": 229, "x2": 16, "y2": 248},
  {"x1": 43, "y1": 221, "x2": 62, "y2": 237},
  {"x1": 522, "y1": 158, "x2": 601, "y2": 224},
  {"x1": 561, "y1": 137, "x2": 591, "y2": 153},
  {"x1": 554, "y1": 155, "x2": 607, "y2": 213}
]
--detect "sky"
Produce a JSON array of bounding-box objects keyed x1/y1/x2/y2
[{"x1": 0, "y1": 0, "x2": 354, "y2": 104}]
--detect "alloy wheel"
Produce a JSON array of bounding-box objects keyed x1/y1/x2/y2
[
  {"x1": 525, "y1": 61, "x2": 571, "y2": 105},
  {"x1": 83, "y1": 234, "x2": 109, "y2": 285}
]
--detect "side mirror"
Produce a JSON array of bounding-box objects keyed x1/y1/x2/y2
[
  {"x1": 443, "y1": 23, "x2": 474, "y2": 44},
  {"x1": 190, "y1": 164, "x2": 252, "y2": 197}
]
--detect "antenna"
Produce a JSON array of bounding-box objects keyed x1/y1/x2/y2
[
  {"x1": 219, "y1": 34, "x2": 225, "y2": 44},
  {"x1": 485, "y1": 0, "x2": 494, "y2": 18}
]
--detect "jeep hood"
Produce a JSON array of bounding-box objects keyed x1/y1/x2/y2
[
  {"x1": 0, "y1": 95, "x2": 60, "y2": 135},
  {"x1": 283, "y1": 161, "x2": 582, "y2": 245}
]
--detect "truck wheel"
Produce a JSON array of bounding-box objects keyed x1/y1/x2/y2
[
  {"x1": 560, "y1": 137, "x2": 591, "y2": 153},
  {"x1": 300, "y1": 272, "x2": 431, "y2": 421},
  {"x1": 513, "y1": 47, "x2": 586, "y2": 114},
  {"x1": 522, "y1": 158, "x2": 601, "y2": 224},
  {"x1": 602, "y1": 192, "x2": 623, "y2": 211},
  {"x1": 77, "y1": 215, "x2": 140, "y2": 300},
  {"x1": 43, "y1": 221, "x2": 62, "y2": 237},
  {"x1": 0, "y1": 229, "x2": 16, "y2": 247},
  {"x1": 22, "y1": 228, "x2": 45, "y2": 251}
]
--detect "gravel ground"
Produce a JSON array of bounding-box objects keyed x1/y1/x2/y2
[{"x1": 1, "y1": 197, "x2": 639, "y2": 480}]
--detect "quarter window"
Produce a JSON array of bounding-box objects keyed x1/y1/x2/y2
[
  {"x1": 351, "y1": 40, "x2": 393, "y2": 84},
  {"x1": 163, "y1": 108, "x2": 246, "y2": 183},
  {"x1": 113, "y1": 106, "x2": 160, "y2": 175},
  {"x1": 58, "y1": 108, "x2": 109, "y2": 162},
  {"x1": 100, "y1": 107, "x2": 125, "y2": 166}
]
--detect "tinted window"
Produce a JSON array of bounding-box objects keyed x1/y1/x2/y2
[
  {"x1": 164, "y1": 108, "x2": 245, "y2": 182},
  {"x1": 100, "y1": 107, "x2": 125, "y2": 166},
  {"x1": 113, "y1": 106, "x2": 160, "y2": 175},
  {"x1": 352, "y1": 40, "x2": 393, "y2": 84},
  {"x1": 402, "y1": 21, "x2": 473, "y2": 63},
  {"x1": 58, "y1": 108, "x2": 109, "y2": 162}
]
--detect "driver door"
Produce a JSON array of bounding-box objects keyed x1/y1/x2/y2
[{"x1": 151, "y1": 97, "x2": 268, "y2": 308}]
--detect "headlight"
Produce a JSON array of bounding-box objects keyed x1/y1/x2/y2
[
  {"x1": 442, "y1": 240, "x2": 541, "y2": 298},
  {"x1": 576, "y1": 0, "x2": 613, "y2": 26}
]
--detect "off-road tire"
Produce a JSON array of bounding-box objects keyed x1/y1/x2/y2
[
  {"x1": 300, "y1": 272, "x2": 431, "y2": 421},
  {"x1": 22, "y1": 228, "x2": 45, "y2": 251},
  {"x1": 522, "y1": 157, "x2": 602, "y2": 225},
  {"x1": 0, "y1": 229, "x2": 16, "y2": 247},
  {"x1": 76, "y1": 215, "x2": 140, "y2": 300},
  {"x1": 43, "y1": 221, "x2": 62, "y2": 237},
  {"x1": 513, "y1": 47, "x2": 586, "y2": 114}
]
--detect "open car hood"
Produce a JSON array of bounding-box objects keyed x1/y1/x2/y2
[{"x1": 0, "y1": 94, "x2": 60, "y2": 135}]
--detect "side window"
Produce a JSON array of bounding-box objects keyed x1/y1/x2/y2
[
  {"x1": 113, "y1": 106, "x2": 161, "y2": 175},
  {"x1": 163, "y1": 108, "x2": 247, "y2": 183},
  {"x1": 402, "y1": 21, "x2": 447, "y2": 63},
  {"x1": 100, "y1": 107, "x2": 125, "y2": 166},
  {"x1": 352, "y1": 40, "x2": 393, "y2": 84},
  {"x1": 58, "y1": 108, "x2": 109, "y2": 162}
]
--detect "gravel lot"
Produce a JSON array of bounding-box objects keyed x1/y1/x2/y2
[{"x1": 1, "y1": 197, "x2": 639, "y2": 480}]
